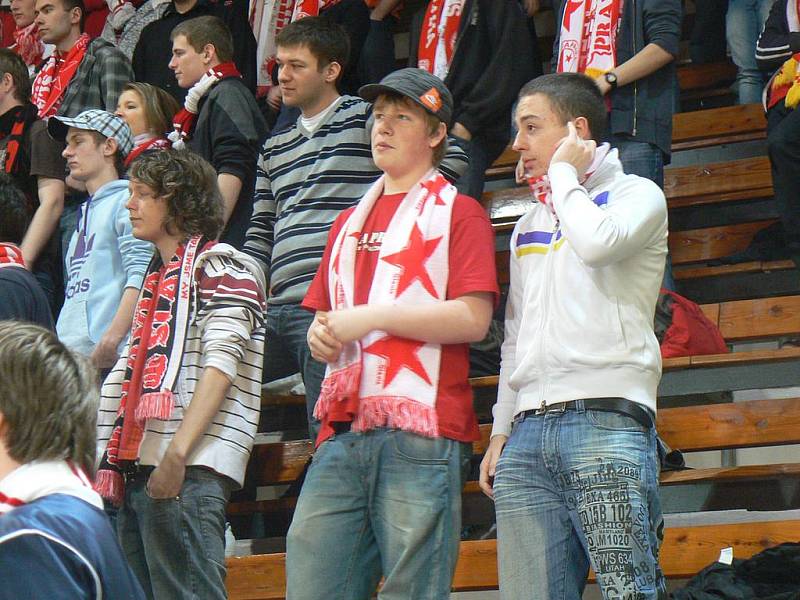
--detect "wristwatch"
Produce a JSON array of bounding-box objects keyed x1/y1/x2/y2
[{"x1": 604, "y1": 71, "x2": 618, "y2": 90}]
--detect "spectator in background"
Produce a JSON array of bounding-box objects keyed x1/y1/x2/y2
[
  {"x1": 132, "y1": 0, "x2": 256, "y2": 102},
  {"x1": 728, "y1": 0, "x2": 776, "y2": 104},
  {"x1": 168, "y1": 16, "x2": 267, "y2": 249},
  {"x1": 32, "y1": 0, "x2": 133, "y2": 118},
  {"x1": 408, "y1": 0, "x2": 537, "y2": 202},
  {"x1": 0, "y1": 322, "x2": 145, "y2": 599},
  {"x1": 115, "y1": 81, "x2": 180, "y2": 166},
  {"x1": 0, "y1": 49, "x2": 66, "y2": 313},
  {"x1": 9, "y1": 0, "x2": 54, "y2": 75},
  {"x1": 95, "y1": 150, "x2": 266, "y2": 600},
  {"x1": 287, "y1": 67, "x2": 497, "y2": 600},
  {"x1": 0, "y1": 176, "x2": 53, "y2": 329},
  {"x1": 745, "y1": 0, "x2": 800, "y2": 267},
  {"x1": 243, "y1": 17, "x2": 467, "y2": 440},
  {"x1": 101, "y1": 0, "x2": 172, "y2": 60},
  {"x1": 48, "y1": 110, "x2": 151, "y2": 370}
]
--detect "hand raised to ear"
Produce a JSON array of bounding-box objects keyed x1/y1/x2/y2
[{"x1": 550, "y1": 121, "x2": 596, "y2": 178}]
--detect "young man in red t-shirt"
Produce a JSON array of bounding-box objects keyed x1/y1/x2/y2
[{"x1": 286, "y1": 67, "x2": 498, "y2": 599}]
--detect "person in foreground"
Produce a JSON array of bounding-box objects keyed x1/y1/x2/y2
[
  {"x1": 286, "y1": 68, "x2": 498, "y2": 599},
  {"x1": 95, "y1": 150, "x2": 267, "y2": 600},
  {"x1": 0, "y1": 321, "x2": 145, "y2": 599},
  {"x1": 479, "y1": 72, "x2": 669, "y2": 600}
]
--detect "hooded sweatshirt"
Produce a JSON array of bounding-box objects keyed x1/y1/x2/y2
[
  {"x1": 57, "y1": 179, "x2": 152, "y2": 357},
  {"x1": 491, "y1": 150, "x2": 668, "y2": 438}
]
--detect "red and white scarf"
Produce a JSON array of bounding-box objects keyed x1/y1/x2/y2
[
  {"x1": 124, "y1": 135, "x2": 170, "y2": 167},
  {"x1": 250, "y1": 0, "x2": 342, "y2": 95},
  {"x1": 315, "y1": 170, "x2": 455, "y2": 440},
  {"x1": 31, "y1": 33, "x2": 91, "y2": 119},
  {"x1": 95, "y1": 236, "x2": 209, "y2": 506},
  {"x1": 526, "y1": 143, "x2": 611, "y2": 211},
  {"x1": 12, "y1": 22, "x2": 45, "y2": 68},
  {"x1": 417, "y1": 0, "x2": 464, "y2": 80},
  {"x1": 767, "y1": 0, "x2": 800, "y2": 109},
  {"x1": 0, "y1": 243, "x2": 26, "y2": 269},
  {"x1": 169, "y1": 62, "x2": 241, "y2": 149},
  {"x1": 556, "y1": 0, "x2": 622, "y2": 79},
  {"x1": 0, "y1": 461, "x2": 103, "y2": 515}
]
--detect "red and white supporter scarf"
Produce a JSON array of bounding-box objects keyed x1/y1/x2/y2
[
  {"x1": 124, "y1": 135, "x2": 170, "y2": 167},
  {"x1": 12, "y1": 22, "x2": 45, "y2": 68},
  {"x1": 250, "y1": 0, "x2": 343, "y2": 95},
  {"x1": 417, "y1": 0, "x2": 464, "y2": 80},
  {"x1": 525, "y1": 143, "x2": 611, "y2": 211},
  {"x1": 0, "y1": 243, "x2": 26, "y2": 269},
  {"x1": 31, "y1": 33, "x2": 90, "y2": 119},
  {"x1": 95, "y1": 236, "x2": 210, "y2": 506},
  {"x1": 556, "y1": 0, "x2": 622, "y2": 79},
  {"x1": 169, "y1": 62, "x2": 241, "y2": 149},
  {"x1": 315, "y1": 170, "x2": 455, "y2": 439},
  {"x1": 767, "y1": 0, "x2": 800, "y2": 109},
  {"x1": 0, "y1": 461, "x2": 103, "y2": 515}
]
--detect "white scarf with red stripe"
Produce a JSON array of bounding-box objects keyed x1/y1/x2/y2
[
  {"x1": 417, "y1": 0, "x2": 464, "y2": 80},
  {"x1": 557, "y1": 0, "x2": 622, "y2": 79},
  {"x1": 0, "y1": 461, "x2": 103, "y2": 515},
  {"x1": 0, "y1": 243, "x2": 26, "y2": 269},
  {"x1": 315, "y1": 169, "x2": 455, "y2": 437},
  {"x1": 526, "y1": 143, "x2": 611, "y2": 211}
]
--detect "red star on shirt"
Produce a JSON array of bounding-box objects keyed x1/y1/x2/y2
[
  {"x1": 381, "y1": 223, "x2": 442, "y2": 298},
  {"x1": 363, "y1": 335, "x2": 432, "y2": 387}
]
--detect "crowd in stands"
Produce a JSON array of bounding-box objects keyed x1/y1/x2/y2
[{"x1": 0, "y1": 0, "x2": 796, "y2": 598}]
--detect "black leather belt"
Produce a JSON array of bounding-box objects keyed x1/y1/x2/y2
[{"x1": 519, "y1": 398, "x2": 654, "y2": 429}]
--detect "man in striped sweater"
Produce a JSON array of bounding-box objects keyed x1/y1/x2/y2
[
  {"x1": 243, "y1": 16, "x2": 467, "y2": 440},
  {"x1": 95, "y1": 150, "x2": 267, "y2": 600}
]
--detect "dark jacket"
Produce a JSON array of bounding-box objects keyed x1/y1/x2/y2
[
  {"x1": 408, "y1": 0, "x2": 537, "y2": 152},
  {"x1": 553, "y1": 0, "x2": 681, "y2": 157},
  {"x1": 756, "y1": 0, "x2": 800, "y2": 74},
  {"x1": 187, "y1": 77, "x2": 268, "y2": 249},
  {"x1": 132, "y1": 0, "x2": 257, "y2": 103}
]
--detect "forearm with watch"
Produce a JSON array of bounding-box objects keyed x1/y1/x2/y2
[{"x1": 596, "y1": 43, "x2": 675, "y2": 95}]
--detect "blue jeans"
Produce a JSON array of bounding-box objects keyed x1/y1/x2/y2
[
  {"x1": 117, "y1": 467, "x2": 234, "y2": 600},
  {"x1": 727, "y1": 0, "x2": 773, "y2": 105},
  {"x1": 264, "y1": 303, "x2": 327, "y2": 440},
  {"x1": 493, "y1": 402, "x2": 666, "y2": 600},
  {"x1": 286, "y1": 429, "x2": 470, "y2": 599},
  {"x1": 610, "y1": 137, "x2": 674, "y2": 290}
]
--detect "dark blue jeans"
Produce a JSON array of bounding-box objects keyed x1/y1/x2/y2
[{"x1": 264, "y1": 303, "x2": 327, "y2": 440}]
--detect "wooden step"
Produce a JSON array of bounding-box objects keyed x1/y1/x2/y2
[{"x1": 669, "y1": 220, "x2": 778, "y2": 265}]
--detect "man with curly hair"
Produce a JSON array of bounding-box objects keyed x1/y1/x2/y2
[{"x1": 94, "y1": 149, "x2": 267, "y2": 599}]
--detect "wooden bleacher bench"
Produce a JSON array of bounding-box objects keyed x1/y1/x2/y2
[
  {"x1": 227, "y1": 394, "x2": 800, "y2": 599},
  {"x1": 485, "y1": 102, "x2": 764, "y2": 181}
]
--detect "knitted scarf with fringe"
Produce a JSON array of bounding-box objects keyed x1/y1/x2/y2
[
  {"x1": 314, "y1": 170, "x2": 455, "y2": 443},
  {"x1": 169, "y1": 62, "x2": 240, "y2": 149},
  {"x1": 95, "y1": 236, "x2": 209, "y2": 506}
]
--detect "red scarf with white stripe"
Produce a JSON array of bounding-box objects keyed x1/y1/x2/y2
[
  {"x1": 0, "y1": 243, "x2": 26, "y2": 269},
  {"x1": 95, "y1": 236, "x2": 212, "y2": 505},
  {"x1": 315, "y1": 170, "x2": 455, "y2": 443},
  {"x1": 0, "y1": 461, "x2": 103, "y2": 515},
  {"x1": 170, "y1": 62, "x2": 241, "y2": 148},
  {"x1": 417, "y1": 0, "x2": 464, "y2": 79},
  {"x1": 556, "y1": 0, "x2": 622, "y2": 79},
  {"x1": 12, "y1": 23, "x2": 45, "y2": 68},
  {"x1": 31, "y1": 33, "x2": 90, "y2": 119}
]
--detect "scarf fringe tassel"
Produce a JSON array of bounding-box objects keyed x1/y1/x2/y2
[
  {"x1": 94, "y1": 469, "x2": 124, "y2": 507},
  {"x1": 314, "y1": 363, "x2": 361, "y2": 420},
  {"x1": 353, "y1": 396, "x2": 439, "y2": 438},
  {"x1": 134, "y1": 391, "x2": 174, "y2": 423}
]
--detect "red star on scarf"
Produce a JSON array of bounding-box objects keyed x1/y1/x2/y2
[
  {"x1": 380, "y1": 223, "x2": 442, "y2": 298},
  {"x1": 419, "y1": 178, "x2": 448, "y2": 213},
  {"x1": 363, "y1": 335, "x2": 432, "y2": 387}
]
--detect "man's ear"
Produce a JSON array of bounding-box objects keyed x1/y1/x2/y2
[
  {"x1": 103, "y1": 136, "x2": 119, "y2": 158},
  {"x1": 573, "y1": 116, "x2": 592, "y2": 140},
  {"x1": 202, "y1": 43, "x2": 217, "y2": 65},
  {"x1": 323, "y1": 61, "x2": 342, "y2": 84},
  {"x1": 430, "y1": 121, "x2": 447, "y2": 148}
]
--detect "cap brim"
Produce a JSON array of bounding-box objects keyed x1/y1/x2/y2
[
  {"x1": 47, "y1": 117, "x2": 72, "y2": 142},
  {"x1": 359, "y1": 83, "x2": 405, "y2": 103}
]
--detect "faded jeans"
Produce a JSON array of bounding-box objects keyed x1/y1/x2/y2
[
  {"x1": 117, "y1": 466, "x2": 234, "y2": 600},
  {"x1": 727, "y1": 0, "x2": 773, "y2": 105},
  {"x1": 493, "y1": 402, "x2": 666, "y2": 600},
  {"x1": 285, "y1": 428, "x2": 470, "y2": 599}
]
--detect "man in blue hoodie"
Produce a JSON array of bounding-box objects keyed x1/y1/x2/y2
[{"x1": 48, "y1": 110, "x2": 152, "y2": 371}]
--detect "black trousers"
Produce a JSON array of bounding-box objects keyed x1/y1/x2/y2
[{"x1": 767, "y1": 100, "x2": 800, "y2": 259}]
